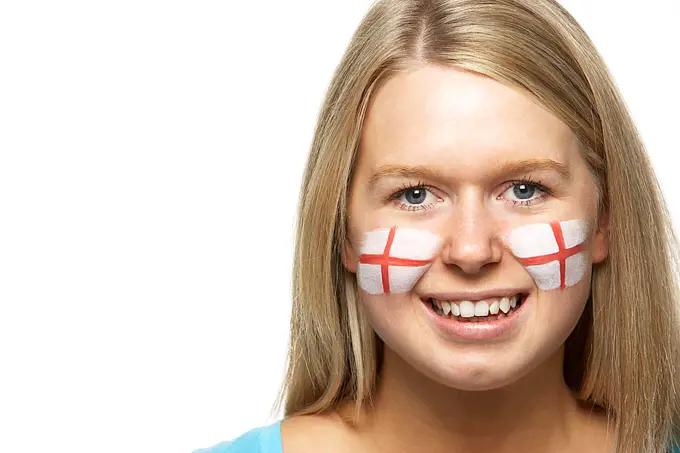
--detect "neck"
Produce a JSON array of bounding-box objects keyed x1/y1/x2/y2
[{"x1": 345, "y1": 345, "x2": 605, "y2": 453}]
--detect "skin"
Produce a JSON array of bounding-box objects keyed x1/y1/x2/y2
[{"x1": 282, "y1": 64, "x2": 611, "y2": 453}]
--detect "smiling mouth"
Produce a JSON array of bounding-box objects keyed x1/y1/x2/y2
[{"x1": 425, "y1": 294, "x2": 527, "y2": 322}]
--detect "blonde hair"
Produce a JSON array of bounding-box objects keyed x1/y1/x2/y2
[{"x1": 277, "y1": 0, "x2": 680, "y2": 451}]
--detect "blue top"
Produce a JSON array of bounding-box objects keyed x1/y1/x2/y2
[
  {"x1": 194, "y1": 420, "x2": 679, "y2": 453},
  {"x1": 193, "y1": 421, "x2": 282, "y2": 453}
]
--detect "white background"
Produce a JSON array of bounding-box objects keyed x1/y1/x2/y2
[{"x1": 0, "y1": 1, "x2": 677, "y2": 452}]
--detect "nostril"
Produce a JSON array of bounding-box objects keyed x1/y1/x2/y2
[{"x1": 441, "y1": 232, "x2": 504, "y2": 273}]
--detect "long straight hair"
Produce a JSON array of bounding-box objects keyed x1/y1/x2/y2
[{"x1": 277, "y1": 1, "x2": 680, "y2": 451}]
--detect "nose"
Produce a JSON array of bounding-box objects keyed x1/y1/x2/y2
[{"x1": 440, "y1": 202, "x2": 503, "y2": 275}]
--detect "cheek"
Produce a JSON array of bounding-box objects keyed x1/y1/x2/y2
[
  {"x1": 536, "y1": 272, "x2": 591, "y2": 336},
  {"x1": 355, "y1": 226, "x2": 442, "y2": 295},
  {"x1": 360, "y1": 294, "x2": 418, "y2": 342},
  {"x1": 506, "y1": 219, "x2": 591, "y2": 291},
  {"x1": 523, "y1": 252, "x2": 589, "y2": 290}
]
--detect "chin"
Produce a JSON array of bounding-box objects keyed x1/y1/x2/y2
[
  {"x1": 371, "y1": 317, "x2": 571, "y2": 395},
  {"x1": 420, "y1": 352, "x2": 538, "y2": 391}
]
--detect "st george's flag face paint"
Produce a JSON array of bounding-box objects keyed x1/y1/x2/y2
[
  {"x1": 506, "y1": 219, "x2": 589, "y2": 290},
  {"x1": 357, "y1": 226, "x2": 442, "y2": 295}
]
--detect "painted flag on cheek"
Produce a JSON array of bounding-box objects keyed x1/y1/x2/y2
[
  {"x1": 507, "y1": 219, "x2": 589, "y2": 290},
  {"x1": 357, "y1": 226, "x2": 442, "y2": 295}
]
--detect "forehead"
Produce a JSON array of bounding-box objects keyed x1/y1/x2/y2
[{"x1": 360, "y1": 65, "x2": 581, "y2": 175}]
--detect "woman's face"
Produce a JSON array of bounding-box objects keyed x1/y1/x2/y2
[{"x1": 344, "y1": 65, "x2": 608, "y2": 390}]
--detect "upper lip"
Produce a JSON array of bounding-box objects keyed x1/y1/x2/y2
[{"x1": 423, "y1": 288, "x2": 529, "y2": 302}]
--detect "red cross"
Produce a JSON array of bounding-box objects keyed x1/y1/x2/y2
[
  {"x1": 358, "y1": 226, "x2": 432, "y2": 294},
  {"x1": 516, "y1": 221, "x2": 584, "y2": 289}
]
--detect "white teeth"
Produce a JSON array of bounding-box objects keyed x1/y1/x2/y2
[
  {"x1": 489, "y1": 300, "x2": 499, "y2": 315},
  {"x1": 431, "y1": 295, "x2": 522, "y2": 320},
  {"x1": 500, "y1": 297, "x2": 510, "y2": 314},
  {"x1": 459, "y1": 301, "x2": 475, "y2": 318},
  {"x1": 442, "y1": 301, "x2": 451, "y2": 315},
  {"x1": 474, "y1": 301, "x2": 489, "y2": 316}
]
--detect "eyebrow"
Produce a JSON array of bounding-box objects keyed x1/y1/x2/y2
[
  {"x1": 497, "y1": 158, "x2": 572, "y2": 181},
  {"x1": 367, "y1": 164, "x2": 446, "y2": 191},
  {"x1": 367, "y1": 158, "x2": 571, "y2": 191}
]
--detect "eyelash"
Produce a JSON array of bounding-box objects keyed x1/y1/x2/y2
[
  {"x1": 389, "y1": 180, "x2": 441, "y2": 212},
  {"x1": 498, "y1": 176, "x2": 553, "y2": 207},
  {"x1": 388, "y1": 177, "x2": 553, "y2": 211}
]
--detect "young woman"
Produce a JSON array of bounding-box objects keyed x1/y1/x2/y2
[{"x1": 198, "y1": 0, "x2": 680, "y2": 451}]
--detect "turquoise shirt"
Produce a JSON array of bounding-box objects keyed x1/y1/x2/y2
[
  {"x1": 194, "y1": 421, "x2": 680, "y2": 453},
  {"x1": 194, "y1": 421, "x2": 282, "y2": 453}
]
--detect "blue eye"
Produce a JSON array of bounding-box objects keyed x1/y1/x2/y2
[
  {"x1": 403, "y1": 188, "x2": 428, "y2": 204},
  {"x1": 501, "y1": 181, "x2": 549, "y2": 206},
  {"x1": 513, "y1": 183, "x2": 536, "y2": 200},
  {"x1": 390, "y1": 184, "x2": 442, "y2": 212}
]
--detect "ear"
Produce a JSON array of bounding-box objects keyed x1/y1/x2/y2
[
  {"x1": 592, "y1": 210, "x2": 610, "y2": 264},
  {"x1": 342, "y1": 236, "x2": 358, "y2": 274}
]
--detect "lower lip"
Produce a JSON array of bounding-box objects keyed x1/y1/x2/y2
[{"x1": 421, "y1": 295, "x2": 528, "y2": 341}]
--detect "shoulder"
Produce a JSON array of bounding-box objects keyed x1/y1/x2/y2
[
  {"x1": 280, "y1": 414, "x2": 361, "y2": 453},
  {"x1": 193, "y1": 421, "x2": 282, "y2": 453}
]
